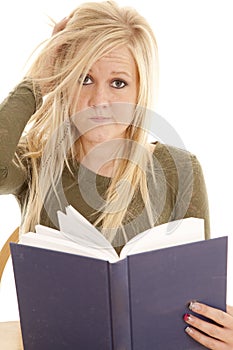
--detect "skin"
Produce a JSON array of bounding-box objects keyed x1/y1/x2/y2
[
  {"x1": 35, "y1": 17, "x2": 233, "y2": 348},
  {"x1": 184, "y1": 303, "x2": 233, "y2": 349},
  {"x1": 71, "y1": 46, "x2": 139, "y2": 176}
]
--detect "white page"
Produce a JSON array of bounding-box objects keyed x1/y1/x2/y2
[
  {"x1": 35, "y1": 224, "x2": 103, "y2": 248},
  {"x1": 20, "y1": 231, "x2": 118, "y2": 262},
  {"x1": 65, "y1": 206, "x2": 96, "y2": 229},
  {"x1": 35, "y1": 225, "x2": 64, "y2": 238},
  {"x1": 57, "y1": 208, "x2": 114, "y2": 250},
  {"x1": 120, "y1": 217, "x2": 205, "y2": 258},
  {"x1": 20, "y1": 212, "x2": 205, "y2": 263},
  {"x1": 38, "y1": 213, "x2": 118, "y2": 261}
]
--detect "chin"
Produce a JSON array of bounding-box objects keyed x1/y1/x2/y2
[{"x1": 81, "y1": 125, "x2": 128, "y2": 145}]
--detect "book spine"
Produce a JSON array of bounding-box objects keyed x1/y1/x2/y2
[{"x1": 108, "y1": 259, "x2": 132, "y2": 350}]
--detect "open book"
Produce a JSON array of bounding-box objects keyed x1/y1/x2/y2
[
  {"x1": 19, "y1": 205, "x2": 205, "y2": 262},
  {"x1": 11, "y1": 207, "x2": 227, "y2": 349}
]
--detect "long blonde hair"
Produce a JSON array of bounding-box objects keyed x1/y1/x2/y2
[{"x1": 19, "y1": 0, "x2": 159, "y2": 243}]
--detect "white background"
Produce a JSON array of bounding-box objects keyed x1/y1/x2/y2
[{"x1": 0, "y1": 0, "x2": 232, "y2": 320}]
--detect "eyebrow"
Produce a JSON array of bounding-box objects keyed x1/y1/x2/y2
[
  {"x1": 111, "y1": 70, "x2": 131, "y2": 76},
  {"x1": 110, "y1": 71, "x2": 132, "y2": 78},
  {"x1": 88, "y1": 69, "x2": 132, "y2": 78}
]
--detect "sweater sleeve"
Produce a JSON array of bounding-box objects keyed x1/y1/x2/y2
[
  {"x1": 156, "y1": 143, "x2": 210, "y2": 240},
  {"x1": 184, "y1": 155, "x2": 210, "y2": 239},
  {"x1": 0, "y1": 80, "x2": 42, "y2": 194},
  {"x1": 173, "y1": 152, "x2": 210, "y2": 240}
]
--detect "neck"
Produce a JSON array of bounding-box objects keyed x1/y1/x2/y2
[{"x1": 77, "y1": 138, "x2": 126, "y2": 177}]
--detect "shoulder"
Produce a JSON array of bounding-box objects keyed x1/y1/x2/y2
[
  {"x1": 147, "y1": 142, "x2": 203, "y2": 181},
  {"x1": 151, "y1": 141, "x2": 193, "y2": 158},
  {"x1": 6, "y1": 79, "x2": 42, "y2": 111},
  {"x1": 152, "y1": 142, "x2": 200, "y2": 167}
]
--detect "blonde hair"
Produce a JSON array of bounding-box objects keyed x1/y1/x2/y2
[{"x1": 19, "y1": 0, "x2": 159, "y2": 243}]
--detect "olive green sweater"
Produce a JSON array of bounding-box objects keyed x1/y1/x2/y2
[{"x1": 0, "y1": 80, "x2": 210, "y2": 249}]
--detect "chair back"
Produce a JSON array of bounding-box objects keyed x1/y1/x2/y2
[{"x1": 0, "y1": 227, "x2": 19, "y2": 283}]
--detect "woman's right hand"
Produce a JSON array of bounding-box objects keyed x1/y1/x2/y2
[
  {"x1": 29, "y1": 16, "x2": 71, "y2": 96},
  {"x1": 52, "y1": 17, "x2": 70, "y2": 35}
]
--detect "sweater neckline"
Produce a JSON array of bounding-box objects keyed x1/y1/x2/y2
[{"x1": 70, "y1": 141, "x2": 161, "y2": 181}]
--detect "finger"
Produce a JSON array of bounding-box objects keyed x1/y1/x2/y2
[
  {"x1": 52, "y1": 17, "x2": 70, "y2": 35},
  {"x1": 185, "y1": 326, "x2": 226, "y2": 350},
  {"x1": 226, "y1": 305, "x2": 233, "y2": 317},
  {"x1": 184, "y1": 313, "x2": 228, "y2": 342},
  {"x1": 189, "y1": 302, "x2": 233, "y2": 328}
]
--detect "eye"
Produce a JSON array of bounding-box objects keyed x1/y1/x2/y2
[
  {"x1": 111, "y1": 79, "x2": 127, "y2": 89},
  {"x1": 79, "y1": 74, "x2": 93, "y2": 85}
]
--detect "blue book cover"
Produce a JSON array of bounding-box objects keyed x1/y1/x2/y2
[{"x1": 10, "y1": 236, "x2": 227, "y2": 350}]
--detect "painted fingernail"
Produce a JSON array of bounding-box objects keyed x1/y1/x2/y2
[
  {"x1": 189, "y1": 301, "x2": 201, "y2": 311},
  {"x1": 183, "y1": 313, "x2": 191, "y2": 322}
]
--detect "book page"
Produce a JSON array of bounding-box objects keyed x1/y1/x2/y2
[
  {"x1": 57, "y1": 207, "x2": 117, "y2": 251},
  {"x1": 19, "y1": 207, "x2": 205, "y2": 263},
  {"x1": 119, "y1": 217, "x2": 205, "y2": 259},
  {"x1": 20, "y1": 227, "x2": 119, "y2": 262}
]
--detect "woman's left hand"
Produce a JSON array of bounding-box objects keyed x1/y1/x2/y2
[{"x1": 184, "y1": 302, "x2": 233, "y2": 349}]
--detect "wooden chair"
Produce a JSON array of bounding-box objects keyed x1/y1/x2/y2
[{"x1": 0, "y1": 227, "x2": 19, "y2": 283}]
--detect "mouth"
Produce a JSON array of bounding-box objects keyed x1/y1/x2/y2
[{"x1": 89, "y1": 116, "x2": 113, "y2": 123}]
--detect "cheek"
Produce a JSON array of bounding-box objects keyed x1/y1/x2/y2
[
  {"x1": 111, "y1": 102, "x2": 136, "y2": 125},
  {"x1": 120, "y1": 86, "x2": 138, "y2": 104},
  {"x1": 70, "y1": 109, "x2": 92, "y2": 135},
  {"x1": 70, "y1": 91, "x2": 88, "y2": 115}
]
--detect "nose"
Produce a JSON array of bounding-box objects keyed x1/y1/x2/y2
[{"x1": 88, "y1": 84, "x2": 109, "y2": 108}]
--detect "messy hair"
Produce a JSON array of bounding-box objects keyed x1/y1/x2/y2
[{"x1": 19, "y1": 1, "x2": 159, "y2": 244}]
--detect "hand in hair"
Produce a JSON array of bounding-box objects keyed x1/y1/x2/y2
[
  {"x1": 52, "y1": 17, "x2": 70, "y2": 35},
  {"x1": 29, "y1": 17, "x2": 71, "y2": 96}
]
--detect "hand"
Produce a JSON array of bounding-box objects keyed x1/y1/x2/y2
[
  {"x1": 184, "y1": 302, "x2": 233, "y2": 349},
  {"x1": 28, "y1": 16, "x2": 71, "y2": 96},
  {"x1": 52, "y1": 17, "x2": 70, "y2": 35}
]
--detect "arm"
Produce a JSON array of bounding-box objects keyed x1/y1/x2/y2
[
  {"x1": 166, "y1": 146, "x2": 210, "y2": 240},
  {"x1": 184, "y1": 155, "x2": 210, "y2": 239},
  {"x1": 0, "y1": 80, "x2": 42, "y2": 194},
  {"x1": 0, "y1": 17, "x2": 70, "y2": 196}
]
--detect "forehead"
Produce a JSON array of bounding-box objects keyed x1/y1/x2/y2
[{"x1": 91, "y1": 46, "x2": 137, "y2": 72}]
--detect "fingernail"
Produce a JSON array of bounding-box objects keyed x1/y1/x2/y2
[
  {"x1": 183, "y1": 313, "x2": 191, "y2": 322},
  {"x1": 189, "y1": 301, "x2": 201, "y2": 311},
  {"x1": 185, "y1": 326, "x2": 193, "y2": 334}
]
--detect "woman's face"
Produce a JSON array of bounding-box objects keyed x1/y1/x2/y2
[{"x1": 71, "y1": 46, "x2": 139, "y2": 147}]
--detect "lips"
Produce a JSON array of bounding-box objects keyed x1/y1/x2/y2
[{"x1": 89, "y1": 116, "x2": 113, "y2": 123}]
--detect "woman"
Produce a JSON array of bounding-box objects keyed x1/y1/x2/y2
[{"x1": 0, "y1": 1, "x2": 232, "y2": 347}]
